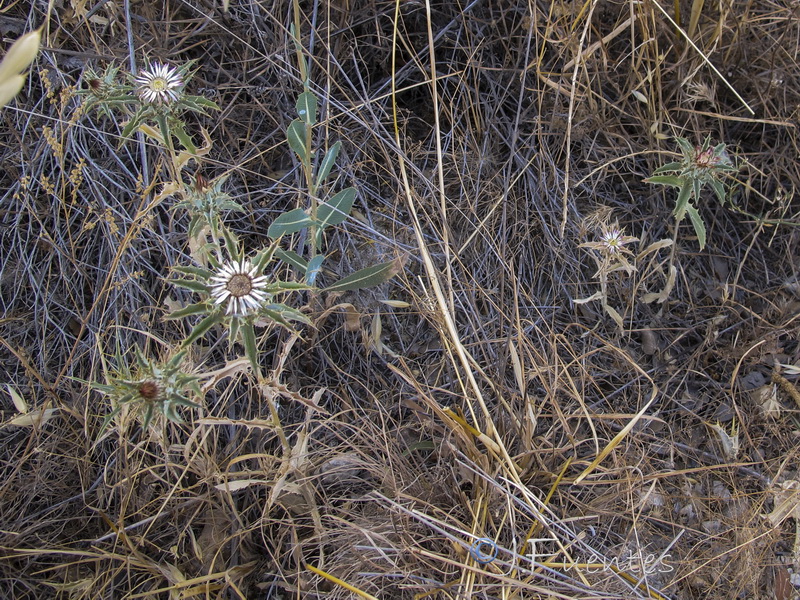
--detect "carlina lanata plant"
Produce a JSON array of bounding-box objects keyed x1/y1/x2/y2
[
  {"x1": 90, "y1": 347, "x2": 201, "y2": 432},
  {"x1": 576, "y1": 220, "x2": 639, "y2": 329},
  {"x1": 167, "y1": 229, "x2": 313, "y2": 372},
  {"x1": 82, "y1": 28, "x2": 402, "y2": 435},
  {"x1": 646, "y1": 135, "x2": 737, "y2": 250}
]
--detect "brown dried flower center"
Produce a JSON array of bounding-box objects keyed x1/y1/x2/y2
[
  {"x1": 227, "y1": 274, "x2": 253, "y2": 298},
  {"x1": 139, "y1": 380, "x2": 160, "y2": 400}
]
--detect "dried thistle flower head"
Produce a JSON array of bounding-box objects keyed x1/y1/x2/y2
[
  {"x1": 86, "y1": 77, "x2": 103, "y2": 93},
  {"x1": 137, "y1": 380, "x2": 161, "y2": 401},
  {"x1": 580, "y1": 222, "x2": 638, "y2": 277},
  {"x1": 581, "y1": 223, "x2": 638, "y2": 258},
  {"x1": 598, "y1": 226, "x2": 637, "y2": 257},
  {"x1": 92, "y1": 348, "x2": 201, "y2": 432}
]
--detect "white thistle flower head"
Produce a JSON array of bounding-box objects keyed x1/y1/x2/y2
[
  {"x1": 210, "y1": 259, "x2": 269, "y2": 316},
  {"x1": 134, "y1": 62, "x2": 183, "y2": 105},
  {"x1": 600, "y1": 228, "x2": 626, "y2": 254},
  {"x1": 598, "y1": 226, "x2": 637, "y2": 257}
]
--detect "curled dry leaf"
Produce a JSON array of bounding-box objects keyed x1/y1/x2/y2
[
  {"x1": 200, "y1": 357, "x2": 251, "y2": 393},
  {"x1": 764, "y1": 479, "x2": 800, "y2": 527},
  {"x1": 641, "y1": 327, "x2": 659, "y2": 355},
  {"x1": 214, "y1": 479, "x2": 270, "y2": 492},
  {"x1": 7, "y1": 407, "x2": 59, "y2": 428},
  {"x1": 5, "y1": 384, "x2": 27, "y2": 413},
  {"x1": 707, "y1": 421, "x2": 739, "y2": 460},
  {"x1": 753, "y1": 384, "x2": 781, "y2": 418},
  {"x1": 643, "y1": 264, "x2": 677, "y2": 304},
  {"x1": 779, "y1": 362, "x2": 800, "y2": 376}
]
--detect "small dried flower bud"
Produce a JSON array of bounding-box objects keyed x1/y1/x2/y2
[
  {"x1": 694, "y1": 147, "x2": 715, "y2": 168},
  {"x1": 194, "y1": 172, "x2": 208, "y2": 193},
  {"x1": 138, "y1": 380, "x2": 161, "y2": 401}
]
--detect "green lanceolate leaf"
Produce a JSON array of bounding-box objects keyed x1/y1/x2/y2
[
  {"x1": 296, "y1": 91, "x2": 317, "y2": 125},
  {"x1": 686, "y1": 204, "x2": 707, "y2": 250},
  {"x1": 275, "y1": 248, "x2": 307, "y2": 272},
  {"x1": 121, "y1": 110, "x2": 146, "y2": 140},
  {"x1": 317, "y1": 187, "x2": 356, "y2": 230},
  {"x1": 323, "y1": 258, "x2": 403, "y2": 293},
  {"x1": 228, "y1": 315, "x2": 240, "y2": 343},
  {"x1": 140, "y1": 403, "x2": 155, "y2": 430},
  {"x1": 263, "y1": 304, "x2": 313, "y2": 326},
  {"x1": 172, "y1": 396, "x2": 202, "y2": 409},
  {"x1": 220, "y1": 200, "x2": 245, "y2": 212},
  {"x1": 166, "y1": 350, "x2": 188, "y2": 369},
  {"x1": 155, "y1": 114, "x2": 172, "y2": 150},
  {"x1": 316, "y1": 141, "x2": 341, "y2": 186},
  {"x1": 676, "y1": 136, "x2": 695, "y2": 157},
  {"x1": 99, "y1": 406, "x2": 123, "y2": 435},
  {"x1": 187, "y1": 216, "x2": 203, "y2": 239},
  {"x1": 287, "y1": 119, "x2": 308, "y2": 159},
  {"x1": 268, "y1": 208, "x2": 313, "y2": 238},
  {"x1": 263, "y1": 280, "x2": 313, "y2": 294},
  {"x1": 646, "y1": 174, "x2": 685, "y2": 188},
  {"x1": 305, "y1": 254, "x2": 325, "y2": 285},
  {"x1": 90, "y1": 382, "x2": 115, "y2": 394},
  {"x1": 134, "y1": 346, "x2": 149, "y2": 370},
  {"x1": 221, "y1": 226, "x2": 240, "y2": 259},
  {"x1": 651, "y1": 162, "x2": 684, "y2": 175},
  {"x1": 182, "y1": 95, "x2": 220, "y2": 112},
  {"x1": 165, "y1": 302, "x2": 210, "y2": 320}
]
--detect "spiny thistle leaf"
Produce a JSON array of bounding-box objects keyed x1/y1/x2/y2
[
  {"x1": 165, "y1": 302, "x2": 210, "y2": 320},
  {"x1": 686, "y1": 204, "x2": 707, "y2": 250},
  {"x1": 183, "y1": 313, "x2": 223, "y2": 346},
  {"x1": 242, "y1": 323, "x2": 259, "y2": 372},
  {"x1": 172, "y1": 265, "x2": 214, "y2": 279},
  {"x1": 673, "y1": 181, "x2": 693, "y2": 222},
  {"x1": 170, "y1": 279, "x2": 209, "y2": 294}
]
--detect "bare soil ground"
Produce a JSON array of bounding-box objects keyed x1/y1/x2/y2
[{"x1": 1, "y1": 0, "x2": 800, "y2": 598}]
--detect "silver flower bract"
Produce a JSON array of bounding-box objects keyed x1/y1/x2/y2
[
  {"x1": 209, "y1": 259, "x2": 269, "y2": 316},
  {"x1": 599, "y1": 228, "x2": 629, "y2": 256},
  {"x1": 134, "y1": 62, "x2": 184, "y2": 105}
]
